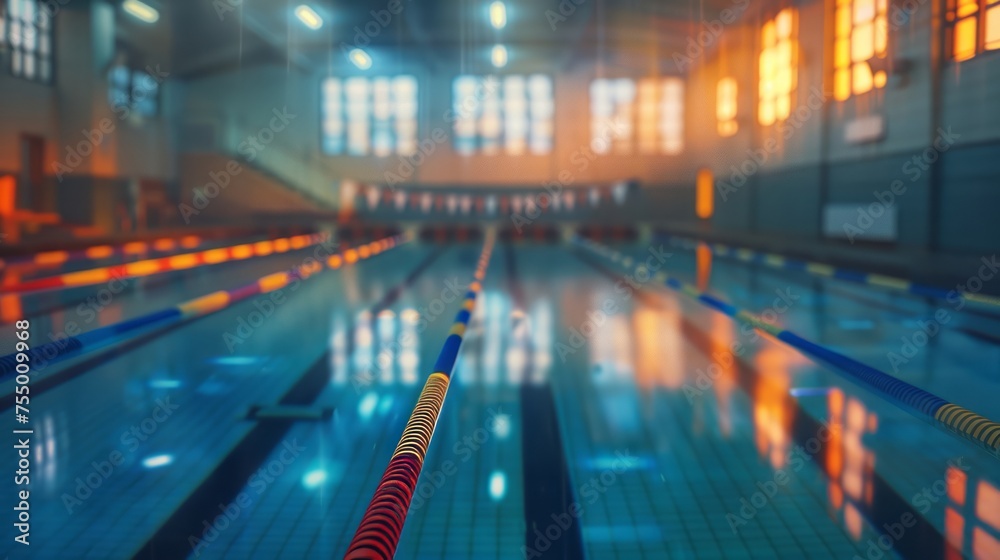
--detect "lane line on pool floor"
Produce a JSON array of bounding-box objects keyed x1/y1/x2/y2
[{"x1": 504, "y1": 242, "x2": 586, "y2": 560}]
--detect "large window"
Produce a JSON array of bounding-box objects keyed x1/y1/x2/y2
[
  {"x1": 452, "y1": 74, "x2": 553, "y2": 155},
  {"x1": 108, "y1": 65, "x2": 160, "y2": 117},
  {"x1": 834, "y1": 0, "x2": 888, "y2": 100},
  {"x1": 0, "y1": 0, "x2": 53, "y2": 83},
  {"x1": 322, "y1": 76, "x2": 418, "y2": 156},
  {"x1": 758, "y1": 8, "x2": 798, "y2": 126},
  {"x1": 947, "y1": 0, "x2": 1000, "y2": 60},
  {"x1": 716, "y1": 77, "x2": 738, "y2": 137},
  {"x1": 589, "y1": 77, "x2": 684, "y2": 155}
]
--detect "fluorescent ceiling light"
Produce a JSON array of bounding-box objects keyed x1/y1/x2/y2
[
  {"x1": 123, "y1": 0, "x2": 159, "y2": 23},
  {"x1": 491, "y1": 44, "x2": 508, "y2": 68},
  {"x1": 350, "y1": 48, "x2": 373, "y2": 70},
  {"x1": 490, "y1": 1, "x2": 507, "y2": 29},
  {"x1": 295, "y1": 5, "x2": 323, "y2": 30}
]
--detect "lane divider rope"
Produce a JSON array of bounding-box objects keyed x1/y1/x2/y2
[
  {"x1": 576, "y1": 237, "x2": 1000, "y2": 460},
  {"x1": 344, "y1": 235, "x2": 495, "y2": 560},
  {"x1": 0, "y1": 233, "x2": 211, "y2": 270},
  {"x1": 0, "y1": 235, "x2": 410, "y2": 379},
  {"x1": 1, "y1": 233, "x2": 327, "y2": 295},
  {"x1": 658, "y1": 233, "x2": 1000, "y2": 309}
]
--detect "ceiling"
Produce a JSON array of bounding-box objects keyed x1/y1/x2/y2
[{"x1": 163, "y1": 0, "x2": 747, "y2": 78}]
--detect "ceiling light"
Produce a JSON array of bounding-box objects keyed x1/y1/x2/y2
[
  {"x1": 491, "y1": 44, "x2": 508, "y2": 68},
  {"x1": 123, "y1": 0, "x2": 159, "y2": 23},
  {"x1": 490, "y1": 1, "x2": 507, "y2": 29},
  {"x1": 295, "y1": 5, "x2": 323, "y2": 30},
  {"x1": 349, "y1": 48, "x2": 373, "y2": 70}
]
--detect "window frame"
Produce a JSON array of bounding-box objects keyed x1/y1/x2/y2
[
  {"x1": 320, "y1": 74, "x2": 420, "y2": 157},
  {"x1": 757, "y1": 7, "x2": 799, "y2": 126},
  {"x1": 0, "y1": 0, "x2": 55, "y2": 85},
  {"x1": 106, "y1": 48, "x2": 161, "y2": 118},
  {"x1": 588, "y1": 76, "x2": 685, "y2": 155},
  {"x1": 451, "y1": 73, "x2": 555, "y2": 156},
  {"x1": 945, "y1": 0, "x2": 1000, "y2": 61},
  {"x1": 716, "y1": 77, "x2": 739, "y2": 137},
  {"x1": 832, "y1": 0, "x2": 889, "y2": 101}
]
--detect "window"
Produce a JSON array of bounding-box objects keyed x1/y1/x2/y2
[
  {"x1": 452, "y1": 74, "x2": 553, "y2": 155},
  {"x1": 590, "y1": 79, "x2": 635, "y2": 154},
  {"x1": 589, "y1": 77, "x2": 684, "y2": 155},
  {"x1": 322, "y1": 76, "x2": 418, "y2": 156},
  {"x1": 946, "y1": 0, "x2": 1000, "y2": 60},
  {"x1": 834, "y1": 0, "x2": 888, "y2": 100},
  {"x1": 758, "y1": 8, "x2": 798, "y2": 126},
  {"x1": 717, "y1": 77, "x2": 738, "y2": 137},
  {"x1": 108, "y1": 65, "x2": 160, "y2": 116},
  {"x1": 1, "y1": 0, "x2": 53, "y2": 83}
]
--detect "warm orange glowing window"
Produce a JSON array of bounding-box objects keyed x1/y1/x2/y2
[
  {"x1": 696, "y1": 168, "x2": 714, "y2": 219},
  {"x1": 988, "y1": 0, "x2": 1000, "y2": 49},
  {"x1": 947, "y1": 0, "x2": 1000, "y2": 59},
  {"x1": 833, "y1": 0, "x2": 888, "y2": 100},
  {"x1": 590, "y1": 77, "x2": 684, "y2": 155},
  {"x1": 758, "y1": 8, "x2": 798, "y2": 126},
  {"x1": 716, "y1": 78, "x2": 738, "y2": 137}
]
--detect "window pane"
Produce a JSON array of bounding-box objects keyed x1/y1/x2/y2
[
  {"x1": 323, "y1": 75, "x2": 417, "y2": 156},
  {"x1": 986, "y1": 5, "x2": 1000, "y2": 50},
  {"x1": 852, "y1": 61, "x2": 874, "y2": 94},
  {"x1": 851, "y1": 22, "x2": 874, "y2": 61},
  {"x1": 954, "y1": 17, "x2": 978, "y2": 60},
  {"x1": 758, "y1": 9, "x2": 797, "y2": 123},
  {"x1": 453, "y1": 75, "x2": 552, "y2": 155}
]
